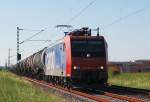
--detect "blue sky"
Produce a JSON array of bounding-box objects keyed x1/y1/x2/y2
[{"x1": 0, "y1": 0, "x2": 150, "y2": 65}]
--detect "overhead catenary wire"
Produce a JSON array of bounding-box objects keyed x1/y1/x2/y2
[
  {"x1": 103, "y1": 4, "x2": 150, "y2": 29},
  {"x1": 12, "y1": 26, "x2": 53, "y2": 62},
  {"x1": 67, "y1": 0, "x2": 97, "y2": 24},
  {"x1": 19, "y1": 25, "x2": 54, "y2": 45},
  {"x1": 18, "y1": 0, "x2": 97, "y2": 46},
  {"x1": 19, "y1": 29, "x2": 44, "y2": 44},
  {"x1": 27, "y1": 40, "x2": 51, "y2": 42},
  {"x1": 21, "y1": 28, "x2": 42, "y2": 32},
  {"x1": 21, "y1": 42, "x2": 48, "y2": 57}
]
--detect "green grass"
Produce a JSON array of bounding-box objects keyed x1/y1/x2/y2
[
  {"x1": 0, "y1": 71, "x2": 65, "y2": 102},
  {"x1": 108, "y1": 72, "x2": 150, "y2": 90}
]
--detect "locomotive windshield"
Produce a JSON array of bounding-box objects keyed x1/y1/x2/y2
[{"x1": 71, "y1": 39, "x2": 106, "y2": 58}]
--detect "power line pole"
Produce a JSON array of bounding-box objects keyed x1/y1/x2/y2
[
  {"x1": 17, "y1": 27, "x2": 23, "y2": 64},
  {"x1": 8, "y1": 48, "x2": 10, "y2": 68},
  {"x1": 16, "y1": 27, "x2": 44, "y2": 67},
  {"x1": 5, "y1": 59, "x2": 7, "y2": 70}
]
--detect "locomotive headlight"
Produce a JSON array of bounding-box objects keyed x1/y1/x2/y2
[
  {"x1": 73, "y1": 66, "x2": 77, "y2": 70},
  {"x1": 73, "y1": 66, "x2": 80, "y2": 70},
  {"x1": 100, "y1": 66, "x2": 104, "y2": 70},
  {"x1": 67, "y1": 74, "x2": 70, "y2": 77}
]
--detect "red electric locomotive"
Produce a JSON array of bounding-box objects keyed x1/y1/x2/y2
[{"x1": 44, "y1": 27, "x2": 108, "y2": 87}]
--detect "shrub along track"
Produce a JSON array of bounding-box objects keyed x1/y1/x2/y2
[{"x1": 22, "y1": 76, "x2": 145, "y2": 102}]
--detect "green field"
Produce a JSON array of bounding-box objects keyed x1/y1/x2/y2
[
  {"x1": 0, "y1": 71, "x2": 65, "y2": 102},
  {"x1": 108, "y1": 72, "x2": 150, "y2": 89}
]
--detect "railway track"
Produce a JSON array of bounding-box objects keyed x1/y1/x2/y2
[
  {"x1": 23, "y1": 76, "x2": 145, "y2": 102},
  {"x1": 95, "y1": 85, "x2": 150, "y2": 102},
  {"x1": 95, "y1": 91, "x2": 146, "y2": 102},
  {"x1": 107, "y1": 85, "x2": 150, "y2": 97},
  {"x1": 24, "y1": 77, "x2": 109, "y2": 102}
]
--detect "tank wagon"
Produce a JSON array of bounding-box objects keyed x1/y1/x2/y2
[{"x1": 16, "y1": 27, "x2": 108, "y2": 88}]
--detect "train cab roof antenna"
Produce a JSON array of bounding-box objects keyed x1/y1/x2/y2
[
  {"x1": 64, "y1": 32, "x2": 69, "y2": 36},
  {"x1": 92, "y1": 27, "x2": 100, "y2": 36}
]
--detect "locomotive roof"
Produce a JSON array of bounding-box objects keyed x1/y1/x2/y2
[
  {"x1": 47, "y1": 35, "x2": 105, "y2": 48},
  {"x1": 70, "y1": 35, "x2": 104, "y2": 40}
]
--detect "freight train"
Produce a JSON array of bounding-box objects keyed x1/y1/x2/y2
[{"x1": 15, "y1": 27, "x2": 108, "y2": 88}]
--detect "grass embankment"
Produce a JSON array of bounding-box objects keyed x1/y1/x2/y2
[
  {"x1": 0, "y1": 71, "x2": 65, "y2": 102},
  {"x1": 108, "y1": 72, "x2": 150, "y2": 90}
]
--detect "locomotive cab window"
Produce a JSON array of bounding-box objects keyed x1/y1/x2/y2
[{"x1": 71, "y1": 39, "x2": 106, "y2": 58}]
